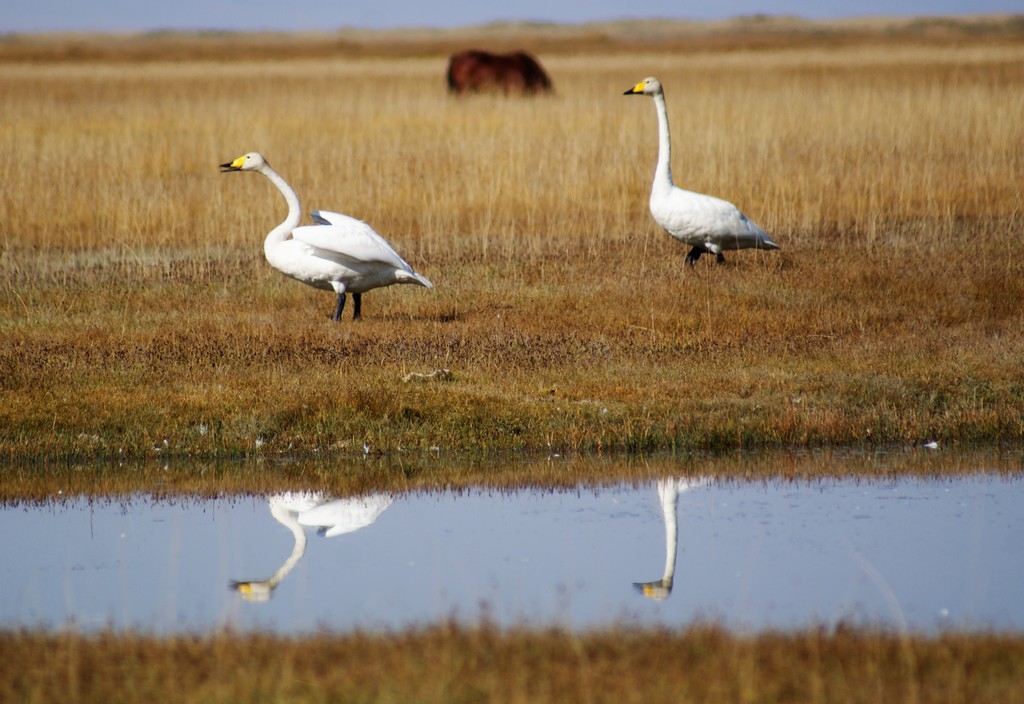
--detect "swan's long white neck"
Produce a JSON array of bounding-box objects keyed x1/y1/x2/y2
[
  {"x1": 652, "y1": 91, "x2": 675, "y2": 195},
  {"x1": 658, "y1": 481, "x2": 679, "y2": 587},
  {"x1": 267, "y1": 502, "x2": 309, "y2": 588},
  {"x1": 258, "y1": 162, "x2": 301, "y2": 253}
]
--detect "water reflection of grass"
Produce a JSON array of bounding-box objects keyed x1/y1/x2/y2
[
  {"x1": 3, "y1": 624, "x2": 1023, "y2": 703},
  {"x1": 2, "y1": 445, "x2": 1020, "y2": 504}
]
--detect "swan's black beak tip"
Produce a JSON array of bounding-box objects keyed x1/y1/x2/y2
[{"x1": 219, "y1": 162, "x2": 238, "y2": 172}]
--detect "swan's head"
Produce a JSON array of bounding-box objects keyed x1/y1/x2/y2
[
  {"x1": 229, "y1": 579, "x2": 274, "y2": 602},
  {"x1": 633, "y1": 579, "x2": 673, "y2": 601},
  {"x1": 220, "y1": 152, "x2": 269, "y2": 173},
  {"x1": 623, "y1": 77, "x2": 663, "y2": 97}
]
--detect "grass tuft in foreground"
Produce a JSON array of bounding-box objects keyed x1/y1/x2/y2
[{"x1": 2, "y1": 624, "x2": 1023, "y2": 704}]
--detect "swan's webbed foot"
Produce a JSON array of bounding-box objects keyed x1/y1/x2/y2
[
  {"x1": 684, "y1": 246, "x2": 704, "y2": 266},
  {"x1": 715, "y1": 252, "x2": 726, "y2": 264},
  {"x1": 332, "y1": 293, "x2": 346, "y2": 322},
  {"x1": 352, "y1": 293, "x2": 362, "y2": 320}
]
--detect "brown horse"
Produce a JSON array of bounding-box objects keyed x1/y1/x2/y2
[{"x1": 447, "y1": 50, "x2": 553, "y2": 95}]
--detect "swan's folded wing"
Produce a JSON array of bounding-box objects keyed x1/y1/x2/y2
[
  {"x1": 297, "y1": 495, "x2": 394, "y2": 537},
  {"x1": 310, "y1": 210, "x2": 358, "y2": 227},
  {"x1": 658, "y1": 189, "x2": 769, "y2": 240},
  {"x1": 293, "y1": 211, "x2": 413, "y2": 271}
]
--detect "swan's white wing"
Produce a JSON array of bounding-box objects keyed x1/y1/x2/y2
[
  {"x1": 654, "y1": 189, "x2": 759, "y2": 237},
  {"x1": 297, "y1": 495, "x2": 394, "y2": 538},
  {"x1": 653, "y1": 188, "x2": 776, "y2": 249},
  {"x1": 292, "y1": 210, "x2": 414, "y2": 272},
  {"x1": 310, "y1": 211, "x2": 337, "y2": 226},
  {"x1": 268, "y1": 491, "x2": 328, "y2": 514}
]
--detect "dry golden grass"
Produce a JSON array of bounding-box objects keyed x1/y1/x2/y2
[
  {"x1": 3, "y1": 624, "x2": 1024, "y2": 704},
  {"x1": 1, "y1": 23, "x2": 1023, "y2": 462}
]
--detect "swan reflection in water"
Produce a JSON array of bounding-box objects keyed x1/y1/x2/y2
[
  {"x1": 634, "y1": 477, "x2": 710, "y2": 601},
  {"x1": 230, "y1": 491, "x2": 393, "y2": 602}
]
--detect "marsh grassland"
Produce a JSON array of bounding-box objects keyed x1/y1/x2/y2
[
  {"x1": 2, "y1": 20, "x2": 1024, "y2": 464},
  {"x1": 4, "y1": 625, "x2": 1024, "y2": 704},
  {"x1": 2, "y1": 20, "x2": 1024, "y2": 701}
]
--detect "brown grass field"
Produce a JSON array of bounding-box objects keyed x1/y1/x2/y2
[
  {"x1": 2, "y1": 17, "x2": 1024, "y2": 464},
  {"x1": 2, "y1": 18, "x2": 1024, "y2": 700},
  {"x1": 4, "y1": 624, "x2": 1024, "y2": 704}
]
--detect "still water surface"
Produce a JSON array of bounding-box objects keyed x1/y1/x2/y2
[{"x1": 2, "y1": 468, "x2": 1022, "y2": 634}]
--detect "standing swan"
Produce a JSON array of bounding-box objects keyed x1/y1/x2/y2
[
  {"x1": 220, "y1": 152, "x2": 432, "y2": 321},
  {"x1": 624, "y1": 77, "x2": 780, "y2": 265}
]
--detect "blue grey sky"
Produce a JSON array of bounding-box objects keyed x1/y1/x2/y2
[{"x1": 3, "y1": 1, "x2": 1020, "y2": 34}]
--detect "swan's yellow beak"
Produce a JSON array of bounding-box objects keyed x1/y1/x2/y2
[
  {"x1": 623, "y1": 81, "x2": 645, "y2": 95},
  {"x1": 219, "y1": 155, "x2": 246, "y2": 172}
]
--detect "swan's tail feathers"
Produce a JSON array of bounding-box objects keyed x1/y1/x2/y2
[{"x1": 398, "y1": 270, "x2": 433, "y2": 288}]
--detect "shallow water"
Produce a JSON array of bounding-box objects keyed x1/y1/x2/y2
[{"x1": 2, "y1": 469, "x2": 1022, "y2": 634}]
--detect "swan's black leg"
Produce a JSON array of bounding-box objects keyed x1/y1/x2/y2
[
  {"x1": 715, "y1": 252, "x2": 726, "y2": 264},
  {"x1": 352, "y1": 293, "x2": 362, "y2": 320},
  {"x1": 333, "y1": 293, "x2": 346, "y2": 322},
  {"x1": 684, "y1": 246, "x2": 703, "y2": 266}
]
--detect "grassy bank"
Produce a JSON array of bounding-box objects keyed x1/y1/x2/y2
[
  {"x1": 3, "y1": 624, "x2": 1024, "y2": 703},
  {"x1": 2, "y1": 23, "x2": 1023, "y2": 463}
]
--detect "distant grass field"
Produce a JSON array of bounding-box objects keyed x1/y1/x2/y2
[{"x1": 1, "y1": 19, "x2": 1023, "y2": 464}]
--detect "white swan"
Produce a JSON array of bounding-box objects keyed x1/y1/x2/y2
[
  {"x1": 624, "y1": 77, "x2": 780, "y2": 265},
  {"x1": 220, "y1": 152, "x2": 432, "y2": 320}
]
